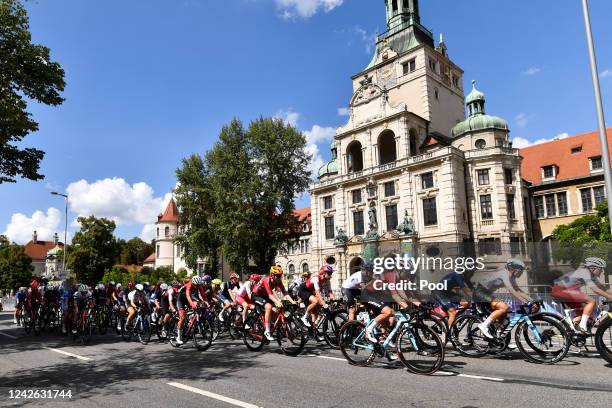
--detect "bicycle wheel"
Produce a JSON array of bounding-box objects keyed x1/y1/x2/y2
[
  {"x1": 338, "y1": 320, "x2": 375, "y2": 366},
  {"x1": 33, "y1": 314, "x2": 41, "y2": 336},
  {"x1": 98, "y1": 311, "x2": 108, "y2": 335},
  {"x1": 137, "y1": 316, "x2": 152, "y2": 345},
  {"x1": 595, "y1": 316, "x2": 612, "y2": 365},
  {"x1": 193, "y1": 319, "x2": 213, "y2": 351},
  {"x1": 121, "y1": 317, "x2": 133, "y2": 342},
  {"x1": 450, "y1": 314, "x2": 489, "y2": 357},
  {"x1": 81, "y1": 318, "x2": 93, "y2": 345},
  {"x1": 277, "y1": 317, "x2": 307, "y2": 356},
  {"x1": 228, "y1": 310, "x2": 244, "y2": 340},
  {"x1": 396, "y1": 323, "x2": 445, "y2": 375},
  {"x1": 419, "y1": 315, "x2": 448, "y2": 346},
  {"x1": 243, "y1": 316, "x2": 265, "y2": 351},
  {"x1": 515, "y1": 316, "x2": 569, "y2": 364},
  {"x1": 323, "y1": 311, "x2": 348, "y2": 349},
  {"x1": 23, "y1": 312, "x2": 31, "y2": 334}
]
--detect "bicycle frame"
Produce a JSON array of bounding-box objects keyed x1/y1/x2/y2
[{"x1": 351, "y1": 310, "x2": 415, "y2": 351}]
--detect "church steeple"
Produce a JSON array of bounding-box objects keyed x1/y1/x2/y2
[{"x1": 385, "y1": 0, "x2": 421, "y2": 31}]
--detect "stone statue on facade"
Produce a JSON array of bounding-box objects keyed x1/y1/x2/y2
[
  {"x1": 396, "y1": 210, "x2": 416, "y2": 236},
  {"x1": 365, "y1": 202, "x2": 380, "y2": 240},
  {"x1": 334, "y1": 227, "x2": 348, "y2": 246}
]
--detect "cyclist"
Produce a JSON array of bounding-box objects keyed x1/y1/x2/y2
[
  {"x1": 289, "y1": 271, "x2": 311, "y2": 301},
  {"x1": 252, "y1": 265, "x2": 296, "y2": 341},
  {"x1": 298, "y1": 265, "x2": 334, "y2": 328},
  {"x1": 72, "y1": 284, "x2": 93, "y2": 333},
  {"x1": 14, "y1": 287, "x2": 27, "y2": 325},
  {"x1": 126, "y1": 283, "x2": 148, "y2": 329},
  {"x1": 473, "y1": 258, "x2": 532, "y2": 339},
  {"x1": 235, "y1": 274, "x2": 260, "y2": 324},
  {"x1": 92, "y1": 283, "x2": 107, "y2": 312},
  {"x1": 551, "y1": 257, "x2": 612, "y2": 333},
  {"x1": 342, "y1": 263, "x2": 373, "y2": 321},
  {"x1": 160, "y1": 280, "x2": 180, "y2": 337},
  {"x1": 176, "y1": 275, "x2": 207, "y2": 345},
  {"x1": 218, "y1": 273, "x2": 240, "y2": 322},
  {"x1": 26, "y1": 279, "x2": 43, "y2": 325},
  {"x1": 61, "y1": 283, "x2": 76, "y2": 333},
  {"x1": 431, "y1": 271, "x2": 473, "y2": 328}
]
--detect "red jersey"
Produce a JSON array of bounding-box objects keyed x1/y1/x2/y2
[{"x1": 253, "y1": 276, "x2": 287, "y2": 297}]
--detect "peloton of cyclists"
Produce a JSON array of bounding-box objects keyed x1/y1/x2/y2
[
  {"x1": 251, "y1": 265, "x2": 296, "y2": 341},
  {"x1": 298, "y1": 265, "x2": 335, "y2": 328}
]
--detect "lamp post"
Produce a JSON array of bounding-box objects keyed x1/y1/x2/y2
[
  {"x1": 51, "y1": 192, "x2": 68, "y2": 274},
  {"x1": 581, "y1": 0, "x2": 612, "y2": 235}
]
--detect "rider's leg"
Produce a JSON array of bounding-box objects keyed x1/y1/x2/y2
[
  {"x1": 447, "y1": 307, "x2": 458, "y2": 327},
  {"x1": 579, "y1": 298, "x2": 596, "y2": 330},
  {"x1": 478, "y1": 301, "x2": 508, "y2": 338},
  {"x1": 264, "y1": 303, "x2": 272, "y2": 334}
]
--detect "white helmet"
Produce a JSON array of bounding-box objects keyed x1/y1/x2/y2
[
  {"x1": 135, "y1": 283, "x2": 144, "y2": 291},
  {"x1": 160, "y1": 283, "x2": 168, "y2": 291},
  {"x1": 191, "y1": 276, "x2": 202, "y2": 285},
  {"x1": 116, "y1": 283, "x2": 122, "y2": 289},
  {"x1": 506, "y1": 258, "x2": 526, "y2": 271},
  {"x1": 78, "y1": 284, "x2": 88, "y2": 292},
  {"x1": 584, "y1": 257, "x2": 606, "y2": 269},
  {"x1": 96, "y1": 283, "x2": 105, "y2": 290}
]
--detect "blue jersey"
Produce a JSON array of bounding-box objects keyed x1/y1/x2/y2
[{"x1": 439, "y1": 272, "x2": 465, "y2": 292}]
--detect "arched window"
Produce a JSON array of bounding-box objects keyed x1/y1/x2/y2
[
  {"x1": 347, "y1": 141, "x2": 364, "y2": 172},
  {"x1": 164, "y1": 226, "x2": 170, "y2": 237},
  {"x1": 302, "y1": 263, "x2": 309, "y2": 273},
  {"x1": 288, "y1": 264, "x2": 295, "y2": 275},
  {"x1": 409, "y1": 129, "x2": 419, "y2": 157},
  {"x1": 378, "y1": 130, "x2": 397, "y2": 165}
]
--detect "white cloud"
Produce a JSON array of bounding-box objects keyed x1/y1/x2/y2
[
  {"x1": 354, "y1": 26, "x2": 377, "y2": 54},
  {"x1": 337, "y1": 107, "x2": 350, "y2": 116},
  {"x1": 512, "y1": 132, "x2": 569, "y2": 149},
  {"x1": 522, "y1": 67, "x2": 541, "y2": 76},
  {"x1": 66, "y1": 178, "x2": 172, "y2": 226},
  {"x1": 3, "y1": 208, "x2": 61, "y2": 245},
  {"x1": 514, "y1": 113, "x2": 529, "y2": 127},
  {"x1": 600, "y1": 69, "x2": 612, "y2": 79},
  {"x1": 275, "y1": 0, "x2": 343, "y2": 18},
  {"x1": 139, "y1": 223, "x2": 157, "y2": 242},
  {"x1": 275, "y1": 108, "x2": 300, "y2": 127},
  {"x1": 304, "y1": 125, "x2": 336, "y2": 176}
]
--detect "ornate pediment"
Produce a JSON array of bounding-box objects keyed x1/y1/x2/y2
[
  {"x1": 351, "y1": 75, "x2": 386, "y2": 107},
  {"x1": 348, "y1": 235, "x2": 364, "y2": 244}
]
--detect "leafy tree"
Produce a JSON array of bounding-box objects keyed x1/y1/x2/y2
[
  {"x1": 119, "y1": 237, "x2": 154, "y2": 265},
  {"x1": 68, "y1": 216, "x2": 118, "y2": 284},
  {"x1": 552, "y1": 203, "x2": 612, "y2": 268},
  {"x1": 0, "y1": 235, "x2": 33, "y2": 290},
  {"x1": 177, "y1": 117, "x2": 310, "y2": 274},
  {"x1": 0, "y1": 0, "x2": 65, "y2": 183}
]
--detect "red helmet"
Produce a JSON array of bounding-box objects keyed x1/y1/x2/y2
[
  {"x1": 229, "y1": 272, "x2": 239, "y2": 280},
  {"x1": 30, "y1": 279, "x2": 40, "y2": 289},
  {"x1": 319, "y1": 265, "x2": 334, "y2": 275},
  {"x1": 127, "y1": 281, "x2": 135, "y2": 290},
  {"x1": 249, "y1": 274, "x2": 261, "y2": 283}
]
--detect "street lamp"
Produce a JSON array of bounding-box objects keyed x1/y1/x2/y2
[
  {"x1": 581, "y1": 0, "x2": 612, "y2": 235},
  {"x1": 51, "y1": 192, "x2": 68, "y2": 275}
]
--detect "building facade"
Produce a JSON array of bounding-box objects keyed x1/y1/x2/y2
[
  {"x1": 23, "y1": 231, "x2": 66, "y2": 280},
  {"x1": 275, "y1": 208, "x2": 313, "y2": 283}
]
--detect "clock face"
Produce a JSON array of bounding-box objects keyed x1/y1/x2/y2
[{"x1": 377, "y1": 64, "x2": 397, "y2": 88}]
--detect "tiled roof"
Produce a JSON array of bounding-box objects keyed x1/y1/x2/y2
[
  {"x1": 158, "y1": 199, "x2": 179, "y2": 223},
  {"x1": 519, "y1": 128, "x2": 612, "y2": 185},
  {"x1": 24, "y1": 241, "x2": 64, "y2": 261},
  {"x1": 293, "y1": 207, "x2": 311, "y2": 224},
  {"x1": 143, "y1": 253, "x2": 155, "y2": 264}
]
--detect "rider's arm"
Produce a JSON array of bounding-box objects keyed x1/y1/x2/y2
[
  {"x1": 508, "y1": 287, "x2": 532, "y2": 303},
  {"x1": 186, "y1": 285, "x2": 198, "y2": 309}
]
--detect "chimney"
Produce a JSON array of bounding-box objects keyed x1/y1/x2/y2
[
  {"x1": 33, "y1": 230, "x2": 38, "y2": 244},
  {"x1": 54, "y1": 232, "x2": 59, "y2": 245}
]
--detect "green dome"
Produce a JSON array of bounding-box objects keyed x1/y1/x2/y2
[
  {"x1": 466, "y1": 80, "x2": 485, "y2": 104},
  {"x1": 47, "y1": 245, "x2": 62, "y2": 257},
  {"x1": 452, "y1": 115, "x2": 509, "y2": 137},
  {"x1": 318, "y1": 159, "x2": 338, "y2": 178}
]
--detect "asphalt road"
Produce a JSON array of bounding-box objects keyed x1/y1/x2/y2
[{"x1": 0, "y1": 311, "x2": 610, "y2": 408}]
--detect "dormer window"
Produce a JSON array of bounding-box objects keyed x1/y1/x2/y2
[
  {"x1": 590, "y1": 156, "x2": 603, "y2": 171},
  {"x1": 571, "y1": 145, "x2": 582, "y2": 154},
  {"x1": 542, "y1": 165, "x2": 556, "y2": 180}
]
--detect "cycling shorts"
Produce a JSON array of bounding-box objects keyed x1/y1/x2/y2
[
  {"x1": 235, "y1": 295, "x2": 251, "y2": 308},
  {"x1": 252, "y1": 294, "x2": 272, "y2": 307},
  {"x1": 342, "y1": 288, "x2": 361, "y2": 307},
  {"x1": 432, "y1": 290, "x2": 463, "y2": 311},
  {"x1": 297, "y1": 284, "x2": 314, "y2": 304},
  {"x1": 551, "y1": 286, "x2": 591, "y2": 309}
]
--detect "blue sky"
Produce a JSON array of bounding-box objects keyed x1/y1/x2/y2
[{"x1": 2, "y1": 0, "x2": 612, "y2": 244}]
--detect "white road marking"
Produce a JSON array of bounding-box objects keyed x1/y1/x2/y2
[
  {"x1": 0, "y1": 331, "x2": 18, "y2": 339},
  {"x1": 314, "y1": 355, "x2": 346, "y2": 362},
  {"x1": 43, "y1": 347, "x2": 92, "y2": 361},
  {"x1": 167, "y1": 382, "x2": 261, "y2": 408},
  {"x1": 457, "y1": 374, "x2": 505, "y2": 382}
]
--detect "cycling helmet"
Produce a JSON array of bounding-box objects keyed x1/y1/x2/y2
[
  {"x1": 506, "y1": 258, "x2": 526, "y2": 271},
  {"x1": 160, "y1": 283, "x2": 169, "y2": 291},
  {"x1": 96, "y1": 283, "x2": 105, "y2": 290},
  {"x1": 229, "y1": 272, "x2": 239, "y2": 280},
  {"x1": 171, "y1": 280, "x2": 179, "y2": 287},
  {"x1": 301, "y1": 271, "x2": 311, "y2": 278},
  {"x1": 270, "y1": 265, "x2": 283, "y2": 278},
  {"x1": 30, "y1": 280, "x2": 40, "y2": 289},
  {"x1": 585, "y1": 257, "x2": 607, "y2": 269},
  {"x1": 362, "y1": 263, "x2": 374, "y2": 273},
  {"x1": 191, "y1": 276, "x2": 202, "y2": 285},
  {"x1": 249, "y1": 274, "x2": 261, "y2": 283},
  {"x1": 319, "y1": 265, "x2": 334, "y2": 275},
  {"x1": 116, "y1": 283, "x2": 122, "y2": 289},
  {"x1": 212, "y1": 278, "x2": 222, "y2": 287},
  {"x1": 135, "y1": 283, "x2": 144, "y2": 291},
  {"x1": 143, "y1": 281, "x2": 150, "y2": 288},
  {"x1": 127, "y1": 281, "x2": 135, "y2": 290},
  {"x1": 108, "y1": 281, "x2": 116, "y2": 286},
  {"x1": 202, "y1": 275, "x2": 212, "y2": 285},
  {"x1": 78, "y1": 284, "x2": 88, "y2": 292}
]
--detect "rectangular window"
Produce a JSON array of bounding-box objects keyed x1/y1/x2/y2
[
  {"x1": 402, "y1": 59, "x2": 416, "y2": 75},
  {"x1": 581, "y1": 188, "x2": 593, "y2": 212},
  {"x1": 323, "y1": 196, "x2": 333, "y2": 210},
  {"x1": 385, "y1": 205, "x2": 398, "y2": 232},
  {"x1": 324, "y1": 217, "x2": 335, "y2": 240},
  {"x1": 477, "y1": 169, "x2": 490, "y2": 186},
  {"x1": 591, "y1": 156, "x2": 603, "y2": 170},
  {"x1": 421, "y1": 172, "x2": 434, "y2": 189},
  {"x1": 545, "y1": 194, "x2": 557, "y2": 217},
  {"x1": 504, "y1": 168, "x2": 514, "y2": 184},
  {"x1": 534, "y1": 196, "x2": 545, "y2": 218},
  {"x1": 451, "y1": 74, "x2": 459, "y2": 88},
  {"x1": 543, "y1": 166, "x2": 554, "y2": 179},
  {"x1": 352, "y1": 189, "x2": 362, "y2": 204},
  {"x1": 571, "y1": 146, "x2": 582, "y2": 154},
  {"x1": 507, "y1": 194, "x2": 516, "y2": 219},
  {"x1": 510, "y1": 237, "x2": 521, "y2": 256},
  {"x1": 156, "y1": 245, "x2": 160, "y2": 257},
  {"x1": 557, "y1": 192, "x2": 568, "y2": 215},
  {"x1": 384, "y1": 181, "x2": 396, "y2": 197},
  {"x1": 594, "y1": 186, "x2": 606, "y2": 206},
  {"x1": 479, "y1": 238, "x2": 502, "y2": 256},
  {"x1": 423, "y1": 198, "x2": 437, "y2": 226},
  {"x1": 353, "y1": 211, "x2": 364, "y2": 235},
  {"x1": 480, "y1": 194, "x2": 493, "y2": 219}
]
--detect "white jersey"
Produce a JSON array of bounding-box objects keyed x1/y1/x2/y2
[
  {"x1": 236, "y1": 281, "x2": 254, "y2": 298},
  {"x1": 554, "y1": 267, "x2": 603, "y2": 290},
  {"x1": 476, "y1": 267, "x2": 516, "y2": 293},
  {"x1": 342, "y1": 271, "x2": 363, "y2": 290}
]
